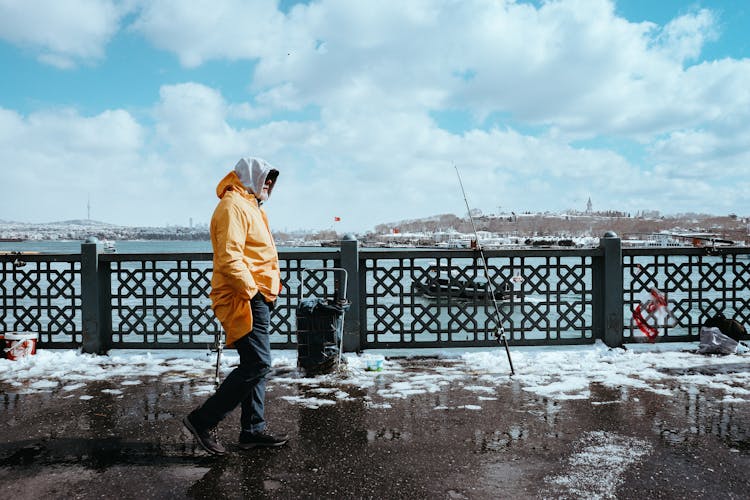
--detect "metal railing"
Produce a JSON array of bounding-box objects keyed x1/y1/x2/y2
[
  {"x1": 101, "y1": 249, "x2": 339, "y2": 350},
  {"x1": 623, "y1": 247, "x2": 750, "y2": 342},
  {"x1": 360, "y1": 247, "x2": 599, "y2": 347},
  {"x1": 1, "y1": 235, "x2": 748, "y2": 352},
  {"x1": 0, "y1": 253, "x2": 82, "y2": 348}
]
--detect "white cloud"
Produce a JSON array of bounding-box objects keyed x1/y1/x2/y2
[
  {"x1": 656, "y1": 8, "x2": 718, "y2": 63},
  {"x1": 130, "y1": 0, "x2": 288, "y2": 68},
  {"x1": 126, "y1": 0, "x2": 745, "y2": 143},
  {"x1": 1, "y1": 78, "x2": 747, "y2": 230},
  {"x1": 151, "y1": 82, "x2": 318, "y2": 182},
  {"x1": 1, "y1": 0, "x2": 749, "y2": 228},
  {"x1": 647, "y1": 58, "x2": 750, "y2": 181},
  {"x1": 0, "y1": 106, "x2": 142, "y2": 170},
  {"x1": 0, "y1": 106, "x2": 155, "y2": 223},
  {"x1": 154, "y1": 83, "x2": 237, "y2": 158},
  {"x1": 0, "y1": 0, "x2": 126, "y2": 68}
]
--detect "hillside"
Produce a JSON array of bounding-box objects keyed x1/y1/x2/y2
[
  {"x1": 370, "y1": 211, "x2": 749, "y2": 245},
  {"x1": 1, "y1": 211, "x2": 748, "y2": 245}
]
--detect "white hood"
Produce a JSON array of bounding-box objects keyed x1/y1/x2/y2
[{"x1": 234, "y1": 157, "x2": 279, "y2": 200}]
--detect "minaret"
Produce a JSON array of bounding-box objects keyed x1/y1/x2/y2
[
  {"x1": 586, "y1": 197, "x2": 592, "y2": 214},
  {"x1": 87, "y1": 195, "x2": 91, "y2": 220}
]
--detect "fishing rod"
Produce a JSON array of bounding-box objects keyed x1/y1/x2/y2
[
  {"x1": 455, "y1": 165, "x2": 515, "y2": 375},
  {"x1": 213, "y1": 329, "x2": 224, "y2": 387}
]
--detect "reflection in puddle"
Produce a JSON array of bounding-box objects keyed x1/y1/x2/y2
[
  {"x1": 650, "y1": 385, "x2": 750, "y2": 448},
  {"x1": 2, "y1": 355, "x2": 750, "y2": 498},
  {"x1": 474, "y1": 426, "x2": 528, "y2": 452},
  {"x1": 367, "y1": 427, "x2": 411, "y2": 442}
]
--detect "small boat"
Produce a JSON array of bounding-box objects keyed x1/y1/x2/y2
[
  {"x1": 412, "y1": 267, "x2": 519, "y2": 302},
  {"x1": 102, "y1": 241, "x2": 117, "y2": 253}
]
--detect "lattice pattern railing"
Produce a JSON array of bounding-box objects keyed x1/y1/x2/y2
[
  {"x1": 104, "y1": 251, "x2": 338, "y2": 348},
  {"x1": 3, "y1": 244, "x2": 749, "y2": 349},
  {"x1": 623, "y1": 248, "x2": 750, "y2": 341},
  {"x1": 361, "y1": 248, "x2": 598, "y2": 347},
  {"x1": 0, "y1": 254, "x2": 82, "y2": 347}
]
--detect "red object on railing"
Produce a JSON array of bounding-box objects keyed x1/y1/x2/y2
[{"x1": 633, "y1": 288, "x2": 668, "y2": 342}]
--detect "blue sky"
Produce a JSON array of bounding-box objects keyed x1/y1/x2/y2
[{"x1": 1, "y1": 0, "x2": 749, "y2": 232}]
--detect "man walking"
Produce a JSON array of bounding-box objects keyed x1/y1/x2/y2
[{"x1": 184, "y1": 157, "x2": 288, "y2": 455}]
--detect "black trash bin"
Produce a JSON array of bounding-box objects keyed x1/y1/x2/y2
[{"x1": 296, "y1": 298, "x2": 350, "y2": 376}]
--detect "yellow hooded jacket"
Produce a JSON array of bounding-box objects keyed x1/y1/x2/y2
[{"x1": 210, "y1": 170, "x2": 280, "y2": 347}]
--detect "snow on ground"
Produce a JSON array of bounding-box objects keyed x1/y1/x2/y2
[
  {"x1": 545, "y1": 431, "x2": 652, "y2": 499},
  {"x1": 2, "y1": 342, "x2": 750, "y2": 409}
]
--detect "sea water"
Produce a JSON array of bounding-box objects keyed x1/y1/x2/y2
[{"x1": 0, "y1": 240, "x2": 213, "y2": 254}]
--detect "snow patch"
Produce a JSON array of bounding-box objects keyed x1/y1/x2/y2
[
  {"x1": 2, "y1": 343, "x2": 750, "y2": 408},
  {"x1": 545, "y1": 431, "x2": 652, "y2": 499}
]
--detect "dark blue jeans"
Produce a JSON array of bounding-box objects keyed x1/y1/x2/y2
[{"x1": 190, "y1": 294, "x2": 272, "y2": 435}]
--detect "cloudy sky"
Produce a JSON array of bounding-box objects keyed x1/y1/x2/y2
[{"x1": 1, "y1": 0, "x2": 749, "y2": 232}]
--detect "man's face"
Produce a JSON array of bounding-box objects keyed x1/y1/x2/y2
[{"x1": 259, "y1": 176, "x2": 274, "y2": 201}]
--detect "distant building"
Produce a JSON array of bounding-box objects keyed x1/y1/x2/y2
[{"x1": 586, "y1": 197, "x2": 592, "y2": 214}]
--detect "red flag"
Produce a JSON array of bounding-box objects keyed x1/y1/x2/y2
[{"x1": 334, "y1": 216, "x2": 341, "y2": 222}]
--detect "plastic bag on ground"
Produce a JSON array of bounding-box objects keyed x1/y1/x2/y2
[{"x1": 698, "y1": 326, "x2": 738, "y2": 355}]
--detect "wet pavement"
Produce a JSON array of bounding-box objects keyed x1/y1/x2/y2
[{"x1": 2, "y1": 357, "x2": 750, "y2": 499}]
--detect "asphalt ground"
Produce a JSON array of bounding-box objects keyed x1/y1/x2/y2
[{"x1": 2, "y1": 357, "x2": 750, "y2": 499}]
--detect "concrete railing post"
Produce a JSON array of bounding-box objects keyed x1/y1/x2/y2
[
  {"x1": 340, "y1": 234, "x2": 361, "y2": 352},
  {"x1": 598, "y1": 231, "x2": 624, "y2": 348},
  {"x1": 81, "y1": 237, "x2": 111, "y2": 354}
]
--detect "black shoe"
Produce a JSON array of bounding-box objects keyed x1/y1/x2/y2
[
  {"x1": 238, "y1": 431, "x2": 289, "y2": 449},
  {"x1": 183, "y1": 415, "x2": 227, "y2": 455}
]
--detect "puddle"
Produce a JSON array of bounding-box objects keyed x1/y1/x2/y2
[{"x1": 2, "y1": 357, "x2": 750, "y2": 497}]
